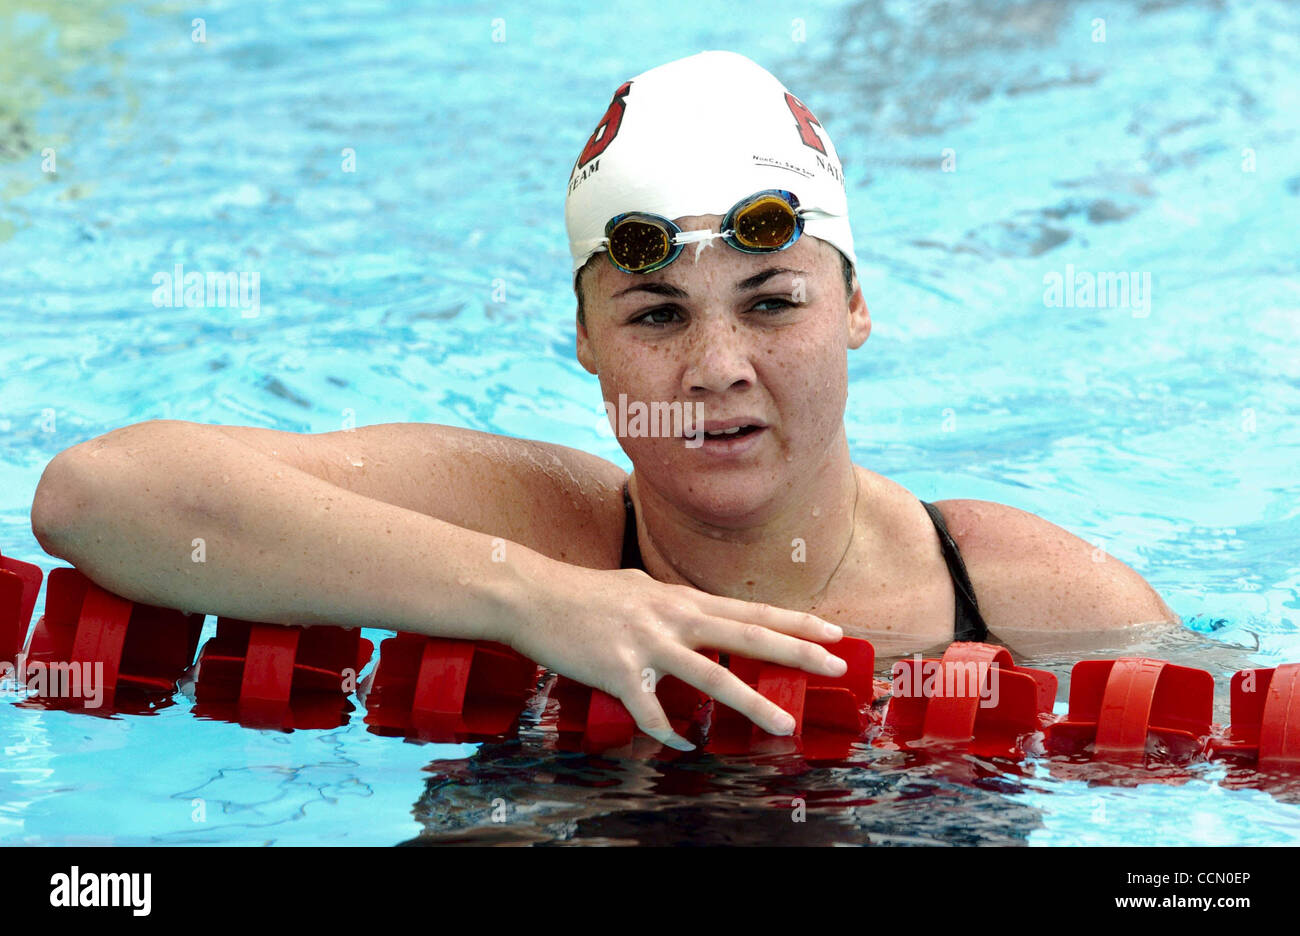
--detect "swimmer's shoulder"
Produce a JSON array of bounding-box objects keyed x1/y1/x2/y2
[
  {"x1": 925, "y1": 497, "x2": 1179, "y2": 636},
  {"x1": 213, "y1": 421, "x2": 630, "y2": 570}
]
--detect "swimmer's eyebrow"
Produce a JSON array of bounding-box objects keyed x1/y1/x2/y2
[
  {"x1": 611, "y1": 267, "x2": 807, "y2": 300},
  {"x1": 612, "y1": 281, "x2": 688, "y2": 300},
  {"x1": 733, "y1": 267, "x2": 807, "y2": 293}
]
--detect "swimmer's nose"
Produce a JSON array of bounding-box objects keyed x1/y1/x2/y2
[{"x1": 681, "y1": 320, "x2": 756, "y2": 395}]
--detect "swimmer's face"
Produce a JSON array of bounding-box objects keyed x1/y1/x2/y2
[{"x1": 576, "y1": 217, "x2": 870, "y2": 519}]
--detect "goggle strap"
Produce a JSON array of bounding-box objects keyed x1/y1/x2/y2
[{"x1": 671, "y1": 229, "x2": 728, "y2": 246}]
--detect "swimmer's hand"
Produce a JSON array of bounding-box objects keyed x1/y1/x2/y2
[{"x1": 501, "y1": 556, "x2": 847, "y2": 751}]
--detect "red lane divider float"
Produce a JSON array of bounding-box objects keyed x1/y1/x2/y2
[
  {"x1": 193, "y1": 617, "x2": 372, "y2": 729},
  {"x1": 16, "y1": 567, "x2": 203, "y2": 711},
  {"x1": 1, "y1": 548, "x2": 45, "y2": 664},
  {"x1": 880, "y1": 642, "x2": 1057, "y2": 759},
  {"x1": 1207, "y1": 664, "x2": 1300, "y2": 768},
  {"x1": 550, "y1": 649, "x2": 720, "y2": 753},
  {"x1": 1045, "y1": 658, "x2": 1214, "y2": 762},
  {"x1": 363, "y1": 633, "x2": 539, "y2": 741},
  {"x1": 707, "y1": 637, "x2": 876, "y2": 757},
  {"x1": 6, "y1": 556, "x2": 1300, "y2": 785}
]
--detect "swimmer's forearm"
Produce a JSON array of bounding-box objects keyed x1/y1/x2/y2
[{"x1": 29, "y1": 422, "x2": 529, "y2": 641}]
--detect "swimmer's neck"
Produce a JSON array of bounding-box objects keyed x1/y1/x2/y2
[{"x1": 628, "y1": 438, "x2": 863, "y2": 609}]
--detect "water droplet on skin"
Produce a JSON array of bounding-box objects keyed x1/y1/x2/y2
[
  {"x1": 812, "y1": 506, "x2": 821, "y2": 517},
  {"x1": 222, "y1": 474, "x2": 230, "y2": 484},
  {"x1": 349, "y1": 456, "x2": 364, "y2": 468},
  {"x1": 457, "y1": 575, "x2": 471, "y2": 587}
]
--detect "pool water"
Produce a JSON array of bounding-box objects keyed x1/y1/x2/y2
[{"x1": 2, "y1": 0, "x2": 1299, "y2": 845}]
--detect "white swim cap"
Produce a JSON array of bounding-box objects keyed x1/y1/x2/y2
[{"x1": 565, "y1": 50, "x2": 857, "y2": 278}]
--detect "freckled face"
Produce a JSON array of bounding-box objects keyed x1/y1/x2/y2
[{"x1": 576, "y1": 216, "x2": 861, "y2": 521}]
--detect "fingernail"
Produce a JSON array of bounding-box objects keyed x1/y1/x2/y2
[
  {"x1": 773, "y1": 713, "x2": 796, "y2": 735},
  {"x1": 824, "y1": 655, "x2": 847, "y2": 675},
  {"x1": 667, "y1": 734, "x2": 696, "y2": 752},
  {"x1": 823, "y1": 622, "x2": 843, "y2": 640}
]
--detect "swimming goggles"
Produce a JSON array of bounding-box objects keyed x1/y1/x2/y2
[{"x1": 591, "y1": 189, "x2": 842, "y2": 274}]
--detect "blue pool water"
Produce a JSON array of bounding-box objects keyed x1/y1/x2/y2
[{"x1": 2, "y1": 0, "x2": 1299, "y2": 845}]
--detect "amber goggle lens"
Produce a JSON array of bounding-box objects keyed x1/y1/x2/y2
[
  {"x1": 608, "y1": 219, "x2": 672, "y2": 272},
  {"x1": 731, "y1": 195, "x2": 798, "y2": 249}
]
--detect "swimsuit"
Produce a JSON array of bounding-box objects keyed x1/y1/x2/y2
[
  {"x1": 619, "y1": 481, "x2": 989, "y2": 644},
  {"x1": 919, "y1": 500, "x2": 989, "y2": 643}
]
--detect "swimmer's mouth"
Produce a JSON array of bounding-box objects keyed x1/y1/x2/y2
[{"x1": 699, "y1": 420, "x2": 767, "y2": 439}]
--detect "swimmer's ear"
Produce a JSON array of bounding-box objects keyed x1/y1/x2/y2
[
  {"x1": 576, "y1": 317, "x2": 598, "y2": 374},
  {"x1": 847, "y1": 277, "x2": 870, "y2": 350}
]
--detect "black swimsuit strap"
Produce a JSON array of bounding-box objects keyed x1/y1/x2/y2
[
  {"x1": 621, "y1": 481, "x2": 645, "y2": 571},
  {"x1": 919, "y1": 500, "x2": 989, "y2": 643}
]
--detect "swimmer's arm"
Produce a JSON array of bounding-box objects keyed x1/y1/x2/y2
[
  {"x1": 27, "y1": 419, "x2": 605, "y2": 638},
  {"x1": 931, "y1": 498, "x2": 1179, "y2": 646},
  {"x1": 209, "y1": 420, "x2": 629, "y2": 569},
  {"x1": 31, "y1": 420, "x2": 846, "y2": 744}
]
